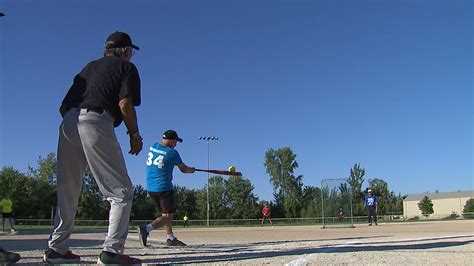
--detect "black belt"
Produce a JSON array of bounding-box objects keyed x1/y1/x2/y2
[{"x1": 86, "y1": 107, "x2": 104, "y2": 114}]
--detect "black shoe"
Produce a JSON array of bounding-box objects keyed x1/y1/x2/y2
[
  {"x1": 0, "y1": 247, "x2": 21, "y2": 264},
  {"x1": 43, "y1": 248, "x2": 80, "y2": 264},
  {"x1": 97, "y1": 251, "x2": 141, "y2": 265},
  {"x1": 137, "y1": 225, "x2": 149, "y2": 247},
  {"x1": 368, "y1": 223, "x2": 372, "y2": 226},
  {"x1": 166, "y1": 238, "x2": 187, "y2": 246}
]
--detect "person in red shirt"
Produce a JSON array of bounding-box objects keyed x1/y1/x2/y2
[{"x1": 260, "y1": 204, "x2": 273, "y2": 227}]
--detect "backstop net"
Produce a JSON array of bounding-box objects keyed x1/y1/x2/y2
[{"x1": 320, "y1": 178, "x2": 354, "y2": 228}]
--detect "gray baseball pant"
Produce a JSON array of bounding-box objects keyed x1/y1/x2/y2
[{"x1": 48, "y1": 108, "x2": 134, "y2": 254}]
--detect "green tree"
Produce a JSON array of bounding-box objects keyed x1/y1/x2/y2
[
  {"x1": 320, "y1": 186, "x2": 342, "y2": 220},
  {"x1": 418, "y1": 196, "x2": 434, "y2": 217},
  {"x1": 264, "y1": 147, "x2": 303, "y2": 217},
  {"x1": 300, "y1": 186, "x2": 322, "y2": 218},
  {"x1": 131, "y1": 185, "x2": 155, "y2": 220},
  {"x1": 195, "y1": 188, "x2": 207, "y2": 220},
  {"x1": 0, "y1": 167, "x2": 33, "y2": 218},
  {"x1": 174, "y1": 185, "x2": 199, "y2": 220},
  {"x1": 462, "y1": 198, "x2": 474, "y2": 219},
  {"x1": 224, "y1": 175, "x2": 259, "y2": 219},
  {"x1": 27, "y1": 154, "x2": 57, "y2": 219},
  {"x1": 382, "y1": 191, "x2": 406, "y2": 216},
  {"x1": 284, "y1": 175, "x2": 303, "y2": 217},
  {"x1": 76, "y1": 168, "x2": 109, "y2": 220},
  {"x1": 368, "y1": 178, "x2": 390, "y2": 215},
  {"x1": 347, "y1": 163, "x2": 365, "y2": 215},
  {"x1": 208, "y1": 176, "x2": 228, "y2": 219},
  {"x1": 338, "y1": 182, "x2": 352, "y2": 215},
  {"x1": 27, "y1": 153, "x2": 57, "y2": 184},
  {"x1": 393, "y1": 193, "x2": 406, "y2": 214}
]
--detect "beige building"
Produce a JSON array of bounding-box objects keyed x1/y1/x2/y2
[{"x1": 403, "y1": 190, "x2": 473, "y2": 218}]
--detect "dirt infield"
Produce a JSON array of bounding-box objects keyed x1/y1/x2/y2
[{"x1": 1, "y1": 220, "x2": 473, "y2": 265}]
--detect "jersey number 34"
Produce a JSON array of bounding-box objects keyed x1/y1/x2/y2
[{"x1": 146, "y1": 152, "x2": 164, "y2": 168}]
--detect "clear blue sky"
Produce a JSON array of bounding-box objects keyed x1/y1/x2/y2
[{"x1": 0, "y1": 0, "x2": 472, "y2": 201}]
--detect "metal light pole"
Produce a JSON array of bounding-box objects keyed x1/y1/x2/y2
[{"x1": 199, "y1": 136, "x2": 219, "y2": 226}]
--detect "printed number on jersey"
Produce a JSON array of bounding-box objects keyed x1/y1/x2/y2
[{"x1": 146, "y1": 152, "x2": 164, "y2": 168}]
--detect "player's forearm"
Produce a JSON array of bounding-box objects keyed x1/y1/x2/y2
[
  {"x1": 119, "y1": 97, "x2": 139, "y2": 134},
  {"x1": 179, "y1": 164, "x2": 196, "y2": 173},
  {"x1": 183, "y1": 167, "x2": 195, "y2": 173}
]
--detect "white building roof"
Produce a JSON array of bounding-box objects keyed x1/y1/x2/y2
[{"x1": 404, "y1": 190, "x2": 474, "y2": 201}]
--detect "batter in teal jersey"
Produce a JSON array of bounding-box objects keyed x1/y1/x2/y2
[{"x1": 138, "y1": 130, "x2": 195, "y2": 247}]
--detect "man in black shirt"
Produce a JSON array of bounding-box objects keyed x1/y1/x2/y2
[{"x1": 45, "y1": 31, "x2": 143, "y2": 265}]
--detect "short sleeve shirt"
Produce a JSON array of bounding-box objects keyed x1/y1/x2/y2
[
  {"x1": 62, "y1": 56, "x2": 141, "y2": 127},
  {"x1": 262, "y1": 207, "x2": 271, "y2": 217},
  {"x1": 365, "y1": 195, "x2": 378, "y2": 207},
  {"x1": 146, "y1": 143, "x2": 183, "y2": 192},
  {"x1": 0, "y1": 199, "x2": 13, "y2": 213}
]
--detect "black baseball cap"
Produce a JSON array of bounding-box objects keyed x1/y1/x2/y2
[
  {"x1": 105, "y1": 31, "x2": 140, "y2": 50},
  {"x1": 163, "y1": 130, "x2": 183, "y2": 142}
]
